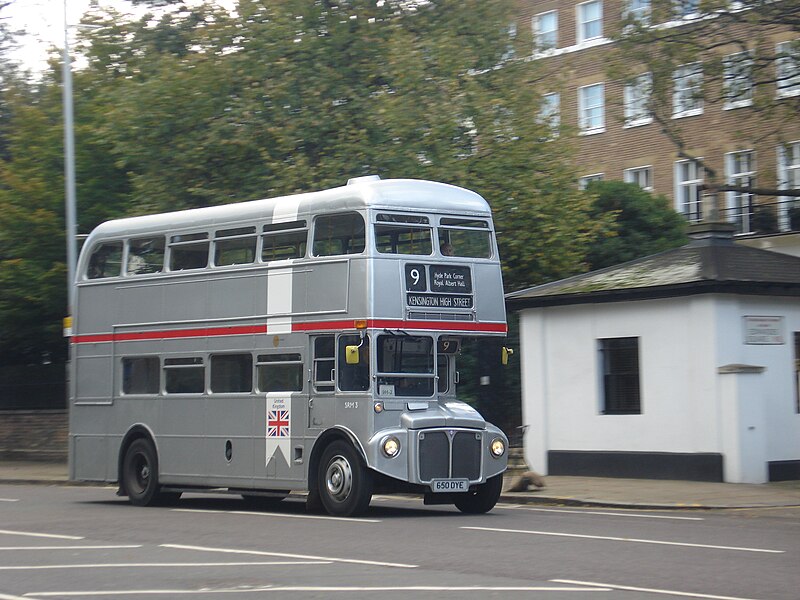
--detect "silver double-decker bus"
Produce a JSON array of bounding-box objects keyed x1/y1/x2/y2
[{"x1": 69, "y1": 176, "x2": 509, "y2": 516}]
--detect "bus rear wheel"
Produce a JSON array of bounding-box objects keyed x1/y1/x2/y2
[
  {"x1": 317, "y1": 440, "x2": 372, "y2": 517},
  {"x1": 454, "y1": 474, "x2": 503, "y2": 514},
  {"x1": 122, "y1": 438, "x2": 177, "y2": 506}
]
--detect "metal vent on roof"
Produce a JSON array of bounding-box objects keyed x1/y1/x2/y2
[{"x1": 346, "y1": 175, "x2": 381, "y2": 185}]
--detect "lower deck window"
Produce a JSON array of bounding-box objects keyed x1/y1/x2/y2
[
  {"x1": 599, "y1": 337, "x2": 641, "y2": 415},
  {"x1": 122, "y1": 357, "x2": 159, "y2": 395},
  {"x1": 257, "y1": 353, "x2": 304, "y2": 392},
  {"x1": 164, "y1": 357, "x2": 205, "y2": 394},
  {"x1": 210, "y1": 354, "x2": 253, "y2": 393}
]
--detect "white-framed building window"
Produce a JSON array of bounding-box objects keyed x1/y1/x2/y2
[
  {"x1": 776, "y1": 41, "x2": 800, "y2": 98},
  {"x1": 533, "y1": 11, "x2": 558, "y2": 52},
  {"x1": 777, "y1": 141, "x2": 800, "y2": 230},
  {"x1": 579, "y1": 82, "x2": 605, "y2": 134},
  {"x1": 624, "y1": 166, "x2": 653, "y2": 191},
  {"x1": 675, "y1": 159, "x2": 703, "y2": 222},
  {"x1": 673, "y1": 0, "x2": 699, "y2": 18},
  {"x1": 624, "y1": 73, "x2": 652, "y2": 126},
  {"x1": 579, "y1": 173, "x2": 604, "y2": 190},
  {"x1": 723, "y1": 51, "x2": 753, "y2": 109},
  {"x1": 725, "y1": 150, "x2": 756, "y2": 234},
  {"x1": 577, "y1": 0, "x2": 603, "y2": 44},
  {"x1": 538, "y1": 92, "x2": 561, "y2": 136},
  {"x1": 502, "y1": 21, "x2": 517, "y2": 61},
  {"x1": 624, "y1": 0, "x2": 650, "y2": 25},
  {"x1": 673, "y1": 62, "x2": 703, "y2": 118}
]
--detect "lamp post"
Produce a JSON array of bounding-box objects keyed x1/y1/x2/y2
[{"x1": 62, "y1": 0, "x2": 78, "y2": 315}]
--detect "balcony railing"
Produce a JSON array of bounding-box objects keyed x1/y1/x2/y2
[{"x1": 705, "y1": 197, "x2": 800, "y2": 236}]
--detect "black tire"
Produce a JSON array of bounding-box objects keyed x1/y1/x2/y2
[
  {"x1": 317, "y1": 440, "x2": 373, "y2": 517},
  {"x1": 454, "y1": 474, "x2": 503, "y2": 514},
  {"x1": 122, "y1": 438, "x2": 172, "y2": 507}
]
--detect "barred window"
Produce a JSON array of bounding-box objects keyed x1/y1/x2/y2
[
  {"x1": 257, "y1": 353, "x2": 304, "y2": 393},
  {"x1": 214, "y1": 227, "x2": 256, "y2": 267},
  {"x1": 169, "y1": 232, "x2": 209, "y2": 271},
  {"x1": 164, "y1": 357, "x2": 205, "y2": 394},
  {"x1": 599, "y1": 337, "x2": 641, "y2": 415}
]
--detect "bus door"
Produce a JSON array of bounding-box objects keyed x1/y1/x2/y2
[{"x1": 204, "y1": 353, "x2": 256, "y2": 485}]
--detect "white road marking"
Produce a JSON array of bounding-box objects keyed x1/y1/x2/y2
[
  {"x1": 172, "y1": 507, "x2": 381, "y2": 523},
  {"x1": 0, "y1": 592, "x2": 29, "y2": 600},
  {"x1": 553, "y1": 579, "x2": 761, "y2": 600},
  {"x1": 163, "y1": 543, "x2": 419, "y2": 569},
  {"x1": 0, "y1": 498, "x2": 19, "y2": 502},
  {"x1": 500, "y1": 505, "x2": 704, "y2": 521},
  {"x1": 0, "y1": 545, "x2": 141, "y2": 551},
  {"x1": 28, "y1": 585, "x2": 611, "y2": 596},
  {"x1": 0, "y1": 560, "x2": 327, "y2": 571},
  {"x1": 0, "y1": 530, "x2": 83, "y2": 540},
  {"x1": 463, "y1": 526, "x2": 785, "y2": 554}
]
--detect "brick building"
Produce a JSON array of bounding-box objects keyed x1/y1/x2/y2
[{"x1": 514, "y1": 0, "x2": 800, "y2": 235}]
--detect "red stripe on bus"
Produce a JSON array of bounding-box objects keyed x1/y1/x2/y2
[
  {"x1": 72, "y1": 324, "x2": 268, "y2": 344},
  {"x1": 71, "y1": 319, "x2": 506, "y2": 343}
]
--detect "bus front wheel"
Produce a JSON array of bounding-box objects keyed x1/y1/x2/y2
[
  {"x1": 454, "y1": 474, "x2": 503, "y2": 514},
  {"x1": 122, "y1": 438, "x2": 177, "y2": 506},
  {"x1": 317, "y1": 440, "x2": 372, "y2": 517}
]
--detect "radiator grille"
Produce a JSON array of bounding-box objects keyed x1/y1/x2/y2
[{"x1": 418, "y1": 430, "x2": 481, "y2": 482}]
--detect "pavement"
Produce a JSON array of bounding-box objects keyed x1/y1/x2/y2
[{"x1": 2, "y1": 460, "x2": 800, "y2": 509}]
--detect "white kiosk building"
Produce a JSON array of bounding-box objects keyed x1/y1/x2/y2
[{"x1": 507, "y1": 222, "x2": 800, "y2": 484}]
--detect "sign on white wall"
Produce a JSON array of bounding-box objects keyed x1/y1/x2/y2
[{"x1": 743, "y1": 316, "x2": 785, "y2": 345}]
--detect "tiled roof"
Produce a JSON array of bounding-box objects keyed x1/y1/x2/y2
[{"x1": 506, "y1": 223, "x2": 800, "y2": 309}]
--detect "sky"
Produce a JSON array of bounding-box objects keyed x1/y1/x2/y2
[
  {"x1": 4, "y1": 0, "x2": 225, "y2": 73},
  {"x1": 5, "y1": 0, "x2": 112, "y2": 72}
]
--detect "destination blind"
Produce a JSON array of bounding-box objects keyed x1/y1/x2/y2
[{"x1": 405, "y1": 264, "x2": 473, "y2": 309}]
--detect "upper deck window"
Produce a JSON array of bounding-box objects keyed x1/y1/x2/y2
[
  {"x1": 214, "y1": 226, "x2": 256, "y2": 267},
  {"x1": 262, "y1": 220, "x2": 307, "y2": 262},
  {"x1": 87, "y1": 241, "x2": 123, "y2": 279},
  {"x1": 127, "y1": 236, "x2": 165, "y2": 275},
  {"x1": 438, "y1": 218, "x2": 492, "y2": 258},
  {"x1": 312, "y1": 212, "x2": 366, "y2": 257},
  {"x1": 169, "y1": 232, "x2": 209, "y2": 271},
  {"x1": 375, "y1": 213, "x2": 432, "y2": 255}
]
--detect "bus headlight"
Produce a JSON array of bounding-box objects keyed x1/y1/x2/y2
[
  {"x1": 490, "y1": 437, "x2": 506, "y2": 458},
  {"x1": 381, "y1": 436, "x2": 401, "y2": 458}
]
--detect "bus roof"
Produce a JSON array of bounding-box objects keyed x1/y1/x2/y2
[{"x1": 86, "y1": 178, "x2": 491, "y2": 242}]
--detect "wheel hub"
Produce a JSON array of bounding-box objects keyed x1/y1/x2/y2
[{"x1": 325, "y1": 456, "x2": 353, "y2": 502}]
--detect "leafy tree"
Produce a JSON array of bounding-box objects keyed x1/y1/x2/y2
[
  {"x1": 0, "y1": 67, "x2": 130, "y2": 366},
  {"x1": 609, "y1": 0, "x2": 800, "y2": 197},
  {"x1": 81, "y1": 0, "x2": 604, "y2": 287},
  {"x1": 0, "y1": 0, "x2": 607, "y2": 381},
  {"x1": 585, "y1": 180, "x2": 687, "y2": 271}
]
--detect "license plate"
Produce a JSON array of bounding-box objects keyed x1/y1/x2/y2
[{"x1": 430, "y1": 478, "x2": 469, "y2": 493}]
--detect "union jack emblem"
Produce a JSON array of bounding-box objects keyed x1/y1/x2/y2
[{"x1": 267, "y1": 410, "x2": 290, "y2": 437}]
